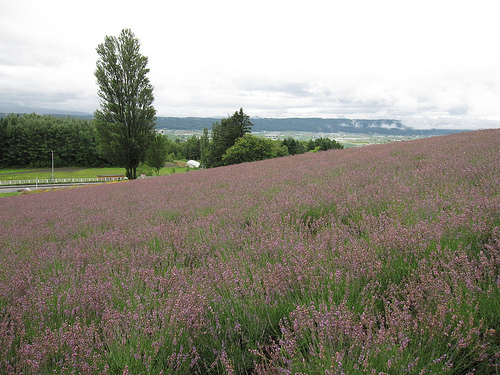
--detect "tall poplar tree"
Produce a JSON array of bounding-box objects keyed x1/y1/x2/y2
[{"x1": 94, "y1": 28, "x2": 156, "y2": 179}]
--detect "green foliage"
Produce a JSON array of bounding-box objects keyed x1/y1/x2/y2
[
  {"x1": 307, "y1": 137, "x2": 344, "y2": 151},
  {"x1": 183, "y1": 135, "x2": 201, "y2": 160},
  {"x1": 160, "y1": 110, "x2": 344, "y2": 170},
  {"x1": 94, "y1": 28, "x2": 156, "y2": 180},
  {"x1": 0, "y1": 114, "x2": 108, "y2": 168},
  {"x1": 206, "y1": 108, "x2": 253, "y2": 168},
  {"x1": 146, "y1": 134, "x2": 169, "y2": 175},
  {"x1": 222, "y1": 134, "x2": 288, "y2": 165},
  {"x1": 0, "y1": 117, "x2": 7, "y2": 164},
  {"x1": 198, "y1": 109, "x2": 347, "y2": 168},
  {"x1": 161, "y1": 138, "x2": 183, "y2": 160},
  {"x1": 136, "y1": 162, "x2": 154, "y2": 177},
  {"x1": 281, "y1": 136, "x2": 307, "y2": 155},
  {"x1": 199, "y1": 127, "x2": 210, "y2": 168},
  {"x1": 0, "y1": 192, "x2": 20, "y2": 198}
]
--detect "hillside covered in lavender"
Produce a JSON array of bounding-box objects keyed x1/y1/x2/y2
[{"x1": 0, "y1": 129, "x2": 499, "y2": 374}]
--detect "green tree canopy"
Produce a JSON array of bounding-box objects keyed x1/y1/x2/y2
[
  {"x1": 145, "y1": 133, "x2": 170, "y2": 175},
  {"x1": 206, "y1": 108, "x2": 253, "y2": 167},
  {"x1": 199, "y1": 127, "x2": 210, "y2": 168},
  {"x1": 307, "y1": 137, "x2": 344, "y2": 152},
  {"x1": 183, "y1": 135, "x2": 201, "y2": 160},
  {"x1": 282, "y1": 137, "x2": 307, "y2": 155},
  {"x1": 222, "y1": 134, "x2": 288, "y2": 165},
  {"x1": 94, "y1": 28, "x2": 156, "y2": 179},
  {"x1": 0, "y1": 114, "x2": 108, "y2": 168}
]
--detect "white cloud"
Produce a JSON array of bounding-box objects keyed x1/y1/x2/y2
[{"x1": 0, "y1": 0, "x2": 499, "y2": 128}]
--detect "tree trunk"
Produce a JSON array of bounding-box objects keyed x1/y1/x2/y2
[{"x1": 125, "y1": 167, "x2": 133, "y2": 180}]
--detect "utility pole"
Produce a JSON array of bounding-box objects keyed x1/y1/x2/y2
[{"x1": 51, "y1": 150, "x2": 54, "y2": 181}]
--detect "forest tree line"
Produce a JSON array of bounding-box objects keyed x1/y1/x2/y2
[
  {"x1": 0, "y1": 112, "x2": 343, "y2": 169},
  {"x1": 0, "y1": 114, "x2": 109, "y2": 168}
]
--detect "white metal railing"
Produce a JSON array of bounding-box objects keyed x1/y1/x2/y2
[{"x1": 0, "y1": 177, "x2": 128, "y2": 186}]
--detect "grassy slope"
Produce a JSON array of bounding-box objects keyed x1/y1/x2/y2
[
  {"x1": 0, "y1": 165, "x2": 193, "y2": 197},
  {"x1": 0, "y1": 165, "x2": 189, "y2": 181},
  {"x1": 0, "y1": 130, "x2": 498, "y2": 374}
]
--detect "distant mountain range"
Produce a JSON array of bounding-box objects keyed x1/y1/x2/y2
[
  {"x1": 0, "y1": 112, "x2": 471, "y2": 136},
  {"x1": 155, "y1": 117, "x2": 463, "y2": 136}
]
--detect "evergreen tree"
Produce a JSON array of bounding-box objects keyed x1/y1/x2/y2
[
  {"x1": 0, "y1": 114, "x2": 108, "y2": 168},
  {"x1": 207, "y1": 108, "x2": 253, "y2": 167},
  {"x1": 282, "y1": 137, "x2": 307, "y2": 155},
  {"x1": 200, "y1": 127, "x2": 210, "y2": 168},
  {"x1": 0, "y1": 117, "x2": 7, "y2": 166},
  {"x1": 183, "y1": 135, "x2": 201, "y2": 160}
]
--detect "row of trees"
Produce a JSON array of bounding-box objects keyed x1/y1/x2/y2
[
  {"x1": 0, "y1": 114, "x2": 109, "y2": 168},
  {"x1": 198, "y1": 108, "x2": 343, "y2": 167},
  {"x1": 155, "y1": 108, "x2": 343, "y2": 169},
  {"x1": 0, "y1": 111, "x2": 343, "y2": 170},
  {"x1": 0, "y1": 113, "x2": 179, "y2": 169}
]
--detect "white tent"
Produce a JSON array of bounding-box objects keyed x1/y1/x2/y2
[{"x1": 187, "y1": 160, "x2": 200, "y2": 168}]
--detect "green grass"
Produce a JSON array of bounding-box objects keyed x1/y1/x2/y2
[
  {"x1": 0, "y1": 192, "x2": 20, "y2": 197},
  {"x1": 0, "y1": 165, "x2": 196, "y2": 198},
  {"x1": 0, "y1": 164, "x2": 194, "y2": 181}
]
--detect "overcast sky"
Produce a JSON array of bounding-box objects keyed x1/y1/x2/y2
[{"x1": 1, "y1": 0, "x2": 499, "y2": 129}]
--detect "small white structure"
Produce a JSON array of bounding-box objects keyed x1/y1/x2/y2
[{"x1": 187, "y1": 160, "x2": 200, "y2": 168}]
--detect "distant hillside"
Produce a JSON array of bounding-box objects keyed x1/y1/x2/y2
[
  {"x1": 155, "y1": 117, "x2": 461, "y2": 136},
  {"x1": 1, "y1": 112, "x2": 466, "y2": 136}
]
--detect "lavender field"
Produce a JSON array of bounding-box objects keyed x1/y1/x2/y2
[{"x1": 1, "y1": 130, "x2": 499, "y2": 374}]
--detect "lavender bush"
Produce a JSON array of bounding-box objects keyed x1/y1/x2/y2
[{"x1": 0, "y1": 129, "x2": 499, "y2": 374}]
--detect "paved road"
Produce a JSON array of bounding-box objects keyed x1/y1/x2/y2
[{"x1": 0, "y1": 182, "x2": 103, "y2": 194}]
